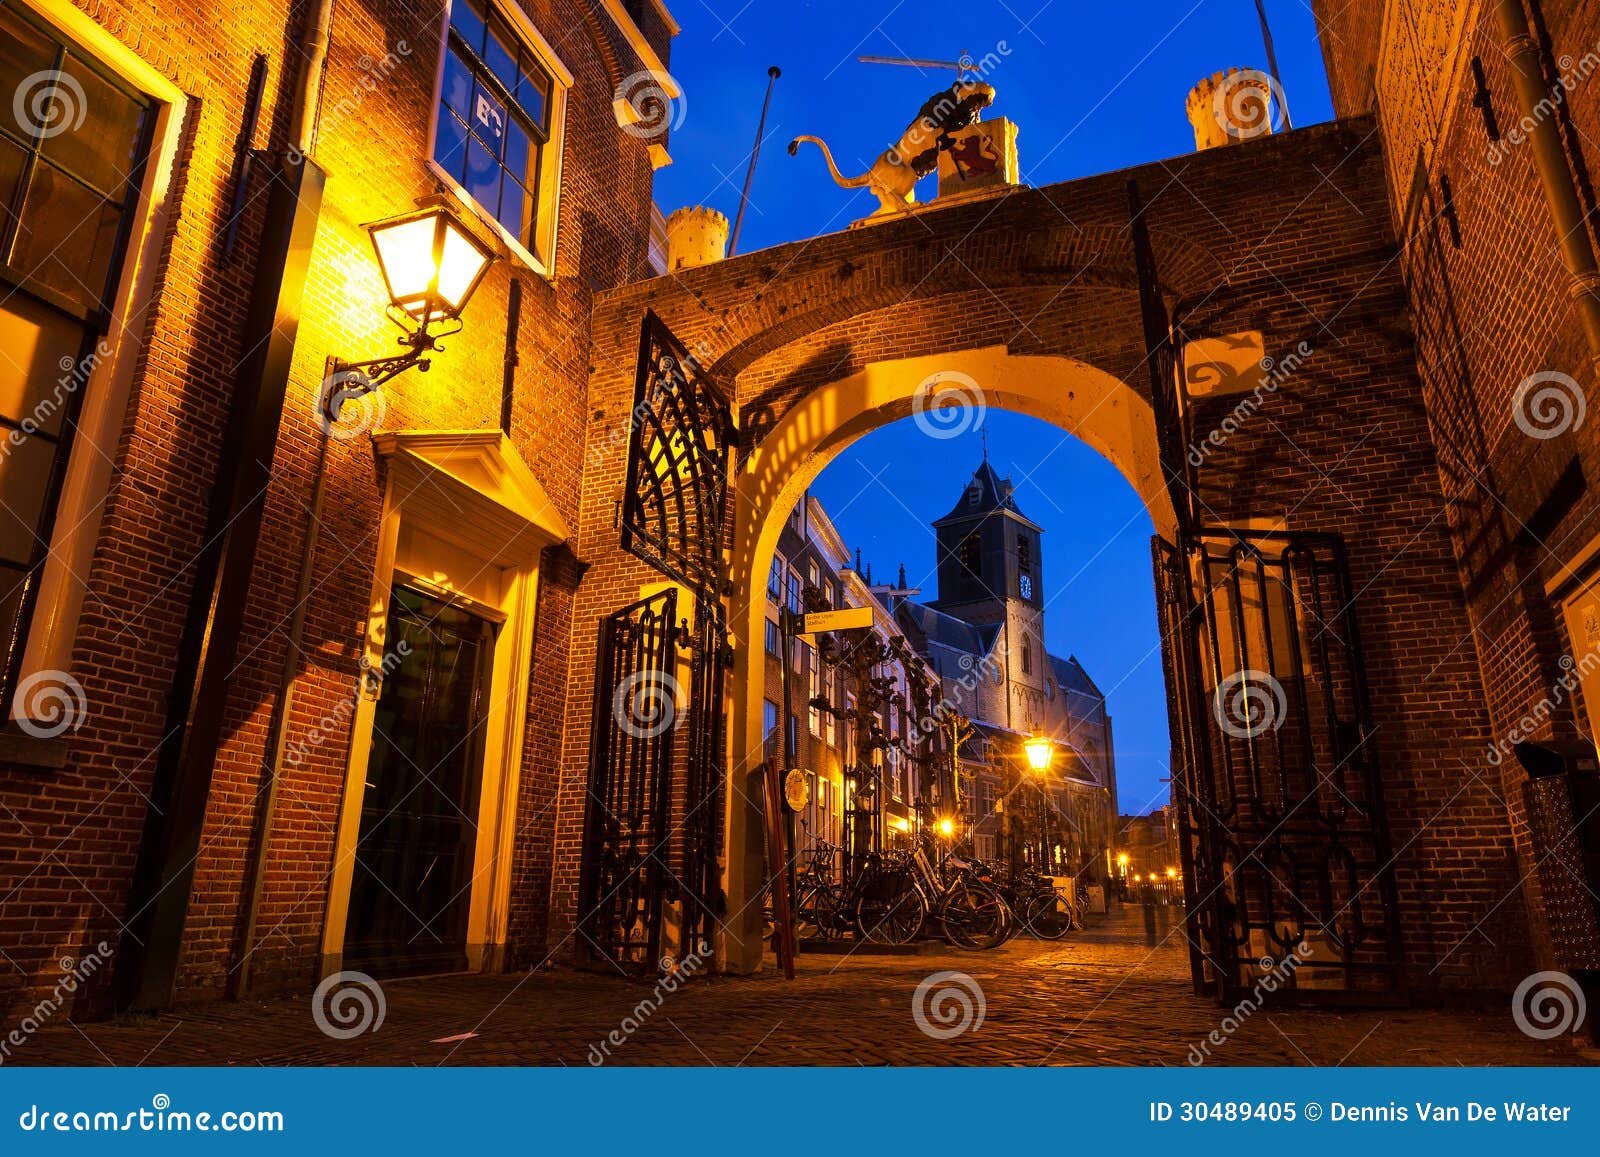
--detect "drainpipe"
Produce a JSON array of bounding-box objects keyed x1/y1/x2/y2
[
  {"x1": 1493, "y1": 0, "x2": 1600, "y2": 362},
  {"x1": 115, "y1": 0, "x2": 332, "y2": 1011}
]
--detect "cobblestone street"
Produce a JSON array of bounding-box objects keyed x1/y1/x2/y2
[{"x1": 13, "y1": 910, "x2": 1589, "y2": 1067}]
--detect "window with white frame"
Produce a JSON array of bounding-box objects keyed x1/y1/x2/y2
[
  {"x1": 0, "y1": 0, "x2": 154, "y2": 709},
  {"x1": 432, "y1": 0, "x2": 568, "y2": 268}
]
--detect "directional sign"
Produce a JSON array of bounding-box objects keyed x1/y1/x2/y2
[{"x1": 799, "y1": 606, "x2": 875, "y2": 635}]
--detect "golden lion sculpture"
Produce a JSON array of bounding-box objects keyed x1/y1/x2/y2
[{"x1": 788, "y1": 80, "x2": 996, "y2": 217}]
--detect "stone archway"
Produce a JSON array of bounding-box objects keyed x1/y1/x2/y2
[
  {"x1": 560, "y1": 133, "x2": 1520, "y2": 996},
  {"x1": 721, "y1": 346, "x2": 1173, "y2": 970}
]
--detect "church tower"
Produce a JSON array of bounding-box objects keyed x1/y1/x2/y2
[{"x1": 931, "y1": 458, "x2": 1049, "y2": 730}]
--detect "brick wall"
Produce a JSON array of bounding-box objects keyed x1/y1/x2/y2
[{"x1": 1314, "y1": 0, "x2": 1600, "y2": 973}]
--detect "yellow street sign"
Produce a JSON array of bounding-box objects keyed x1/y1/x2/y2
[{"x1": 800, "y1": 606, "x2": 875, "y2": 635}]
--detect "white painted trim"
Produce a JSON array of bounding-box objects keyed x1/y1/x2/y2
[
  {"x1": 319, "y1": 431, "x2": 564, "y2": 976},
  {"x1": 11, "y1": 0, "x2": 187, "y2": 719},
  {"x1": 596, "y1": 0, "x2": 681, "y2": 89}
]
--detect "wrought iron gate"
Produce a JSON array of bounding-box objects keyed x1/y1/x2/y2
[
  {"x1": 1154, "y1": 530, "x2": 1406, "y2": 1004},
  {"x1": 578, "y1": 311, "x2": 734, "y2": 974},
  {"x1": 577, "y1": 588, "x2": 680, "y2": 970}
]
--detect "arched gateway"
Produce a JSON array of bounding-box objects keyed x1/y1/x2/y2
[{"x1": 557, "y1": 120, "x2": 1522, "y2": 1002}]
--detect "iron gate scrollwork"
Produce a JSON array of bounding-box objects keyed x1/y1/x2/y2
[
  {"x1": 579, "y1": 311, "x2": 734, "y2": 975},
  {"x1": 1154, "y1": 529, "x2": 1405, "y2": 1005}
]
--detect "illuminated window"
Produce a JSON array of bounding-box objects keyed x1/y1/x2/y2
[
  {"x1": 432, "y1": 0, "x2": 569, "y2": 269},
  {"x1": 0, "y1": 0, "x2": 154, "y2": 707}
]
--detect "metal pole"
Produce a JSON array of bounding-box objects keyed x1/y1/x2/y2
[
  {"x1": 1252, "y1": 0, "x2": 1292, "y2": 130},
  {"x1": 729, "y1": 66, "x2": 781, "y2": 257}
]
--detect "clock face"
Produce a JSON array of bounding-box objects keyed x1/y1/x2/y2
[{"x1": 1019, "y1": 574, "x2": 1033, "y2": 599}]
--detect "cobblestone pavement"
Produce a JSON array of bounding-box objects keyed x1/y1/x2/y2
[{"x1": 12, "y1": 909, "x2": 1590, "y2": 1066}]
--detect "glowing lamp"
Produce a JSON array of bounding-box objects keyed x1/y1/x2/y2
[
  {"x1": 1023, "y1": 732, "x2": 1054, "y2": 773},
  {"x1": 937, "y1": 817, "x2": 955, "y2": 837},
  {"x1": 368, "y1": 206, "x2": 494, "y2": 321}
]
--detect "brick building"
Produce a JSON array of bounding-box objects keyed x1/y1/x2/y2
[
  {"x1": 0, "y1": 0, "x2": 676, "y2": 1017},
  {"x1": 1310, "y1": 0, "x2": 1600, "y2": 992},
  {"x1": 6, "y1": 0, "x2": 1600, "y2": 1022}
]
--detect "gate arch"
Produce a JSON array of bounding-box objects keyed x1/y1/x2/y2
[{"x1": 721, "y1": 345, "x2": 1171, "y2": 970}]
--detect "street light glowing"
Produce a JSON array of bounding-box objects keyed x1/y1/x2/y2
[
  {"x1": 937, "y1": 817, "x2": 954, "y2": 837},
  {"x1": 368, "y1": 206, "x2": 494, "y2": 320},
  {"x1": 1117, "y1": 853, "x2": 1129, "y2": 867},
  {"x1": 1166, "y1": 867, "x2": 1177, "y2": 879},
  {"x1": 1023, "y1": 731, "x2": 1054, "y2": 773}
]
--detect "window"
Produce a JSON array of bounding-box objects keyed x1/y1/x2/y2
[
  {"x1": 807, "y1": 643, "x2": 820, "y2": 735},
  {"x1": 762, "y1": 699, "x2": 779, "y2": 738},
  {"x1": 767, "y1": 556, "x2": 782, "y2": 600},
  {"x1": 957, "y1": 535, "x2": 981, "y2": 579},
  {"x1": 786, "y1": 571, "x2": 801, "y2": 614},
  {"x1": 0, "y1": 0, "x2": 154, "y2": 705},
  {"x1": 1022, "y1": 636, "x2": 1032, "y2": 675},
  {"x1": 764, "y1": 618, "x2": 781, "y2": 656},
  {"x1": 432, "y1": 0, "x2": 568, "y2": 268},
  {"x1": 1017, "y1": 534, "x2": 1031, "y2": 574}
]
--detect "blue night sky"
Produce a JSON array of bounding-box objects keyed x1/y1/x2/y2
[{"x1": 653, "y1": 2, "x2": 1336, "y2": 814}]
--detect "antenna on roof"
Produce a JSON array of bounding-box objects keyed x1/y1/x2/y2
[{"x1": 980, "y1": 425, "x2": 989, "y2": 462}]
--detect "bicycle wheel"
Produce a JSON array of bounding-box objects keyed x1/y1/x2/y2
[
  {"x1": 856, "y1": 882, "x2": 926, "y2": 945},
  {"x1": 940, "y1": 879, "x2": 1010, "y2": 950},
  {"x1": 794, "y1": 885, "x2": 832, "y2": 941},
  {"x1": 1024, "y1": 890, "x2": 1073, "y2": 940}
]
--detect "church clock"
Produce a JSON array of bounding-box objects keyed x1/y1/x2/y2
[{"x1": 1019, "y1": 574, "x2": 1032, "y2": 599}]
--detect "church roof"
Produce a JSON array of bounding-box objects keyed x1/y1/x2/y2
[
  {"x1": 892, "y1": 599, "x2": 1001, "y2": 655},
  {"x1": 1049, "y1": 654, "x2": 1105, "y2": 703},
  {"x1": 933, "y1": 459, "x2": 1040, "y2": 528}
]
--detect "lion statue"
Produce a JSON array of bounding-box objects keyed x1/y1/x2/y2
[{"x1": 788, "y1": 79, "x2": 996, "y2": 217}]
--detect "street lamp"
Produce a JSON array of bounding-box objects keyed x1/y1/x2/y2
[
  {"x1": 323, "y1": 202, "x2": 496, "y2": 422},
  {"x1": 1022, "y1": 731, "x2": 1053, "y2": 873},
  {"x1": 1023, "y1": 731, "x2": 1054, "y2": 772}
]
